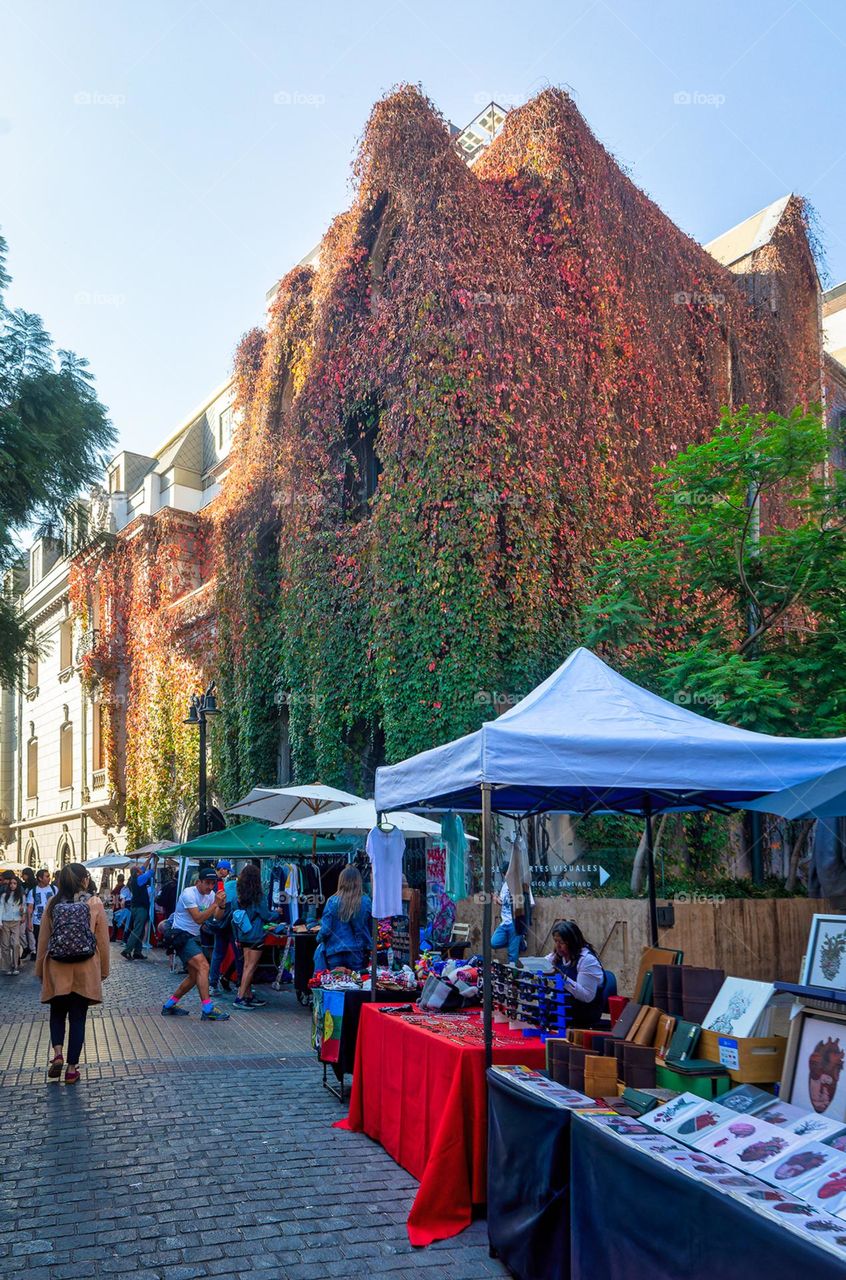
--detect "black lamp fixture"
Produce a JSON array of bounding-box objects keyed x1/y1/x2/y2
[{"x1": 184, "y1": 682, "x2": 221, "y2": 836}]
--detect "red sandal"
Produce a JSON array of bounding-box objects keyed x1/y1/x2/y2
[
  {"x1": 47, "y1": 1053, "x2": 64, "y2": 1079},
  {"x1": 64, "y1": 1067, "x2": 80, "y2": 1085}
]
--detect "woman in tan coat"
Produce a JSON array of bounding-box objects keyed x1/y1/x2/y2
[{"x1": 36, "y1": 862, "x2": 110, "y2": 1084}]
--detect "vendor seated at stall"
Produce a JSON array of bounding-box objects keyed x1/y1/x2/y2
[
  {"x1": 546, "y1": 919, "x2": 606, "y2": 1028},
  {"x1": 313, "y1": 866, "x2": 372, "y2": 973}
]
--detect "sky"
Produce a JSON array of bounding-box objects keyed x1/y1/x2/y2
[{"x1": 2, "y1": 0, "x2": 845, "y2": 460}]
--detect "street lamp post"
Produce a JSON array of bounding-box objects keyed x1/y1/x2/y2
[{"x1": 184, "y1": 682, "x2": 221, "y2": 836}]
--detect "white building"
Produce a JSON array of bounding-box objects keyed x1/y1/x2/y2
[{"x1": 0, "y1": 379, "x2": 235, "y2": 872}]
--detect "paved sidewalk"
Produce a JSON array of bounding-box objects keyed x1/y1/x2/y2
[{"x1": 0, "y1": 944, "x2": 507, "y2": 1280}]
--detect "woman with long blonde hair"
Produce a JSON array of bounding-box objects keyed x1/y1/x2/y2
[{"x1": 315, "y1": 866, "x2": 371, "y2": 973}]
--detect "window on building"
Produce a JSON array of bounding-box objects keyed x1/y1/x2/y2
[
  {"x1": 59, "y1": 619, "x2": 73, "y2": 671},
  {"x1": 92, "y1": 702, "x2": 106, "y2": 772},
  {"x1": 26, "y1": 732, "x2": 38, "y2": 798},
  {"x1": 26, "y1": 653, "x2": 38, "y2": 690},
  {"x1": 276, "y1": 706, "x2": 291, "y2": 785},
  {"x1": 57, "y1": 834, "x2": 73, "y2": 867},
  {"x1": 342, "y1": 402, "x2": 381, "y2": 521},
  {"x1": 30, "y1": 544, "x2": 41, "y2": 586},
  {"x1": 108, "y1": 465, "x2": 122, "y2": 493},
  {"x1": 60, "y1": 720, "x2": 73, "y2": 789},
  {"x1": 218, "y1": 405, "x2": 234, "y2": 450},
  {"x1": 24, "y1": 837, "x2": 38, "y2": 869}
]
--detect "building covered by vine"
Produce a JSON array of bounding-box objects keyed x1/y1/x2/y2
[{"x1": 64, "y1": 86, "x2": 827, "y2": 849}]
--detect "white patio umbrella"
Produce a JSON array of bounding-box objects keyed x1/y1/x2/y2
[
  {"x1": 84, "y1": 854, "x2": 132, "y2": 870},
  {"x1": 276, "y1": 798, "x2": 477, "y2": 840},
  {"x1": 227, "y1": 783, "x2": 364, "y2": 826}
]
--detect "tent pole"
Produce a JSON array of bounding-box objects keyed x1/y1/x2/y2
[
  {"x1": 644, "y1": 796, "x2": 659, "y2": 946},
  {"x1": 482, "y1": 783, "x2": 493, "y2": 1070}
]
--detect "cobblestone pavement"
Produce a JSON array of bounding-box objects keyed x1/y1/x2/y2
[{"x1": 0, "y1": 945, "x2": 507, "y2": 1280}]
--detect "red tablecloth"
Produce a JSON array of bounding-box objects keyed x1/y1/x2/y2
[{"x1": 334, "y1": 1004, "x2": 546, "y2": 1246}]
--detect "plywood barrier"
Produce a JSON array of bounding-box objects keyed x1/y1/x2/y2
[{"x1": 455, "y1": 895, "x2": 832, "y2": 997}]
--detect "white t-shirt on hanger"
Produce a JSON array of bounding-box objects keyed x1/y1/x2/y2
[{"x1": 366, "y1": 825, "x2": 405, "y2": 919}]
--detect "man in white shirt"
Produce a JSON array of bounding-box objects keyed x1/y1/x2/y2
[{"x1": 160, "y1": 866, "x2": 229, "y2": 1020}]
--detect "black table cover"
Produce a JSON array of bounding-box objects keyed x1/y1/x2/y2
[
  {"x1": 571, "y1": 1115, "x2": 846, "y2": 1280},
  {"x1": 487, "y1": 1068, "x2": 572, "y2": 1280}
]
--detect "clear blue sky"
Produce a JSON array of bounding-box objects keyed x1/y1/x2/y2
[{"x1": 2, "y1": 0, "x2": 845, "y2": 458}]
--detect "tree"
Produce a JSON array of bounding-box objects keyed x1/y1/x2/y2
[
  {"x1": 579, "y1": 405, "x2": 846, "y2": 736},
  {"x1": 0, "y1": 231, "x2": 114, "y2": 684}
]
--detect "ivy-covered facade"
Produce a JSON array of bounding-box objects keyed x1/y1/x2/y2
[{"x1": 72, "y1": 87, "x2": 824, "y2": 846}]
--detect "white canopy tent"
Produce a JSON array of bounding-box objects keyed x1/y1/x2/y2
[{"x1": 375, "y1": 647, "x2": 846, "y2": 1061}]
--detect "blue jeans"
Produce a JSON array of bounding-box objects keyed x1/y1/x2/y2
[
  {"x1": 209, "y1": 925, "x2": 232, "y2": 987},
  {"x1": 491, "y1": 921, "x2": 521, "y2": 964},
  {"x1": 124, "y1": 906, "x2": 149, "y2": 957}
]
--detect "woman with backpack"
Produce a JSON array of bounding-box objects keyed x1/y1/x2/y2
[
  {"x1": 0, "y1": 874, "x2": 26, "y2": 974},
  {"x1": 35, "y1": 862, "x2": 110, "y2": 1084},
  {"x1": 231, "y1": 863, "x2": 280, "y2": 1011}
]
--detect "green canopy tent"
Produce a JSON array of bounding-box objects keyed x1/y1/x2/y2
[
  {"x1": 169, "y1": 820, "x2": 358, "y2": 899},
  {"x1": 167, "y1": 819, "x2": 357, "y2": 860}
]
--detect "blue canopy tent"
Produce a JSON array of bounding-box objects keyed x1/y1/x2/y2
[
  {"x1": 374, "y1": 647, "x2": 846, "y2": 1062},
  {"x1": 741, "y1": 764, "x2": 846, "y2": 819}
]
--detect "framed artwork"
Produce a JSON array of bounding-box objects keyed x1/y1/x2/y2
[
  {"x1": 702, "y1": 977, "x2": 775, "y2": 1038},
  {"x1": 801, "y1": 914, "x2": 846, "y2": 989},
  {"x1": 783, "y1": 1009, "x2": 846, "y2": 1125}
]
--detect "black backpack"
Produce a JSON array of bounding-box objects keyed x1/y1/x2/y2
[{"x1": 48, "y1": 901, "x2": 97, "y2": 963}]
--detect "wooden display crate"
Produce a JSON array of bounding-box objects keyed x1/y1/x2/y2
[{"x1": 699, "y1": 1029, "x2": 786, "y2": 1083}]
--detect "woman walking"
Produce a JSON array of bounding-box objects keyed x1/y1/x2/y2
[
  {"x1": 0, "y1": 874, "x2": 26, "y2": 974},
  {"x1": 19, "y1": 867, "x2": 37, "y2": 959},
  {"x1": 231, "y1": 863, "x2": 278, "y2": 1011},
  {"x1": 35, "y1": 862, "x2": 110, "y2": 1084}
]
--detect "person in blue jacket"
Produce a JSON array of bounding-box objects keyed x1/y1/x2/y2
[{"x1": 313, "y1": 866, "x2": 372, "y2": 973}]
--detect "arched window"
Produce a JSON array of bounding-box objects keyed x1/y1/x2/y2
[
  {"x1": 24, "y1": 836, "x2": 38, "y2": 869},
  {"x1": 57, "y1": 833, "x2": 74, "y2": 868},
  {"x1": 26, "y1": 723, "x2": 38, "y2": 798},
  {"x1": 59, "y1": 618, "x2": 73, "y2": 672},
  {"x1": 60, "y1": 710, "x2": 73, "y2": 790}
]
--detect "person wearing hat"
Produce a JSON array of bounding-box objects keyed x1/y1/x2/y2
[
  {"x1": 208, "y1": 859, "x2": 238, "y2": 997},
  {"x1": 161, "y1": 866, "x2": 230, "y2": 1020}
]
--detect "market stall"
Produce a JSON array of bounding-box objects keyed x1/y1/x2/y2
[
  {"x1": 335, "y1": 1002, "x2": 547, "y2": 1245},
  {"x1": 374, "y1": 645, "x2": 846, "y2": 1063},
  {"x1": 570, "y1": 1113, "x2": 846, "y2": 1279}
]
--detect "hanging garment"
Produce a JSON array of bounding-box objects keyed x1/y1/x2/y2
[
  {"x1": 366, "y1": 825, "x2": 405, "y2": 918},
  {"x1": 441, "y1": 811, "x2": 468, "y2": 902},
  {"x1": 285, "y1": 863, "x2": 300, "y2": 923},
  {"x1": 505, "y1": 829, "x2": 531, "y2": 921},
  {"x1": 269, "y1": 864, "x2": 288, "y2": 910}
]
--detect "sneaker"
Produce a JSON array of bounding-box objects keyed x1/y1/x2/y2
[
  {"x1": 201, "y1": 1004, "x2": 230, "y2": 1021},
  {"x1": 247, "y1": 994, "x2": 268, "y2": 1007},
  {"x1": 10, "y1": 968, "x2": 20, "y2": 976},
  {"x1": 121, "y1": 951, "x2": 134, "y2": 960},
  {"x1": 161, "y1": 1003, "x2": 190, "y2": 1016},
  {"x1": 232, "y1": 996, "x2": 257, "y2": 1011},
  {"x1": 208, "y1": 985, "x2": 222, "y2": 997}
]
